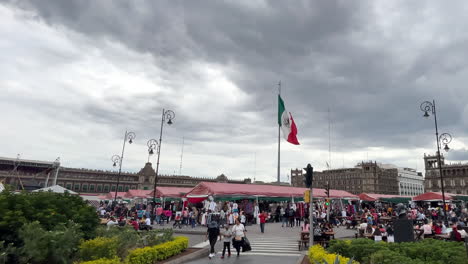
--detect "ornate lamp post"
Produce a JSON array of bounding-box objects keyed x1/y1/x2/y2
[
  {"x1": 111, "y1": 131, "x2": 136, "y2": 203},
  {"x1": 420, "y1": 100, "x2": 452, "y2": 224},
  {"x1": 147, "y1": 139, "x2": 158, "y2": 162},
  {"x1": 152, "y1": 109, "x2": 175, "y2": 203}
]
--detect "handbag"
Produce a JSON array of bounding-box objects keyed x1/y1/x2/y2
[{"x1": 242, "y1": 236, "x2": 251, "y2": 252}]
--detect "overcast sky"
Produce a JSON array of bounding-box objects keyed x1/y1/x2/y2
[{"x1": 1, "y1": 1, "x2": 468, "y2": 182}]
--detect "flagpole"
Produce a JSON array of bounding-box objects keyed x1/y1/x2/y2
[{"x1": 277, "y1": 81, "x2": 281, "y2": 183}]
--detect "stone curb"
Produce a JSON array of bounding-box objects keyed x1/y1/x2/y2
[
  {"x1": 296, "y1": 253, "x2": 307, "y2": 264},
  {"x1": 164, "y1": 247, "x2": 210, "y2": 264}
]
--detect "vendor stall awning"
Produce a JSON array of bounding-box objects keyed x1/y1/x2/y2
[
  {"x1": 124, "y1": 189, "x2": 152, "y2": 199},
  {"x1": 359, "y1": 193, "x2": 412, "y2": 202},
  {"x1": 453, "y1": 195, "x2": 468, "y2": 201},
  {"x1": 412, "y1": 192, "x2": 459, "y2": 201},
  {"x1": 185, "y1": 182, "x2": 357, "y2": 199},
  {"x1": 103, "y1": 192, "x2": 126, "y2": 200},
  {"x1": 149, "y1": 187, "x2": 193, "y2": 198}
]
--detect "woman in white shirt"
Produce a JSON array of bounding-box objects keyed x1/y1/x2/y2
[{"x1": 231, "y1": 219, "x2": 246, "y2": 257}]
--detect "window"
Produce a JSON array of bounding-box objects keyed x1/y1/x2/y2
[
  {"x1": 118, "y1": 186, "x2": 123, "y2": 191},
  {"x1": 90, "y1": 184, "x2": 95, "y2": 191},
  {"x1": 97, "y1": 185, "x2": 102, "y2": 192},
  {"x1": 104, "y1": 185, "x2": 110, "y2": 192},
  {"x1": 143, "y1": 187, "x2": 148, "y2": 190},
  {"x1": 82, "y1": 184, "x2": 88, "y2": 191},
  {"x1": 74, "y1": 184, "x2": 80, "y2": 191},
  {"x1": 125, "y1": 186, "x2": 129, "y2": 191},
  {"x1": 66, "y1": 183, "x2": 72, "y2": 190},
  {"x1": 111, "y1": 186, "x2": 116, "y2": 191}
]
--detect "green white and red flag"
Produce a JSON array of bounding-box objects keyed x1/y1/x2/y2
[{"x1": 278, "y1": 95, "x2": 299, "y2": 145}]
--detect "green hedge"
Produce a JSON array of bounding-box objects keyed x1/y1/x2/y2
[
  {"x1": 125, "y1": 236, "x2": 189, "y2": 264},
  {"x1": 328, "y1": 239, "x2": 468, "y2": 264},
  {"x1": 94, "y1": 227, "x2": 173, "y2": 259},
  {"x1": 79, "y1": 237, "x2": 119, "y2": 261},
  {"x1": 79, "y1": 257, "x2": 122, "y2": 264}
]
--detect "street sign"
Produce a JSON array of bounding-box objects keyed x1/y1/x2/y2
[{"x1": 304, "y1": 190, "x2": 310, "y2": 203}]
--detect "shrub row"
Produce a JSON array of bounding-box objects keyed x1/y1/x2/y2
[
  {"x1": 78, "y1": 236, "x2": 188, "y2": 264},
  {"x1": 309, "y1": 244, "x2": 358, "y2": 264},
  {"x1": 125, "y1": 236, "x2": 189, "y2": 264},
  {"x1": 79, "y1": 257, "x2": 122, "y2": 264},
  {"x1": 81, "y1": 227, "x2": 173, "y2": 260},
  {"x1": 327, "y1": 238, "x2": 468, "y2": 264}
]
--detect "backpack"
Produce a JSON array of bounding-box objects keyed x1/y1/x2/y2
[{"x1": 288, "y1": 209, "x2": 295, "y2": 217}]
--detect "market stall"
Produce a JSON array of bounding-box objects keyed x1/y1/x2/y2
[
  {"x1": 185, "y1": 181, "x2": 357, "y2": 201},
  {"x1": 412, "y1": 192, "x2": 457, "y2": 201},
  {"x1": 124, "y1": 189, "x2": 152, "y2": 199},
  {"x1": 359, "y1": 193, "x2": 412, "y2": 203}
]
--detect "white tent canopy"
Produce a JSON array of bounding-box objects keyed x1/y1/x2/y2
[{"x1": 32, "y1": 185, "x2": 77, "y2": 194}]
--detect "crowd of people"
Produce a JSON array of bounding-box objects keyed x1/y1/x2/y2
[{"x1": 96, "y1": 197, "x2": 468, "y2": 247}]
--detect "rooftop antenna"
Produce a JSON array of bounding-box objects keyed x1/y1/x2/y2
[{"x1": 179, "y1": 137, "x2": 184, "y2": 175}]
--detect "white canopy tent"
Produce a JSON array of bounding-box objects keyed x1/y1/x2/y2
[{"x1": 32, "y1": 185, "x2": 77, "y2": 194}]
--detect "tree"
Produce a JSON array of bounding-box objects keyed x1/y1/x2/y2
[{"x1": 0, "y1": 190, "x2": 99, "y2": 246}]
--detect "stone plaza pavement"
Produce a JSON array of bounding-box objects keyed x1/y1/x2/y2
[{"x1": 153, "y1": 221, "x2": 357, "y2": 263}]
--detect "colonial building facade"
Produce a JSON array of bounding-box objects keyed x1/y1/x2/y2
[
  {"x1": 291, "y1": 161, "x2": 401, "y2": 195},
  {"x1": 424, "y1": 153, "x2": 468, "y2": 195},
  {"x1": 397, "y1": 167, "x2": 424, "y2": 196},
  {"x1": 0, "y1": 157, "x2": 251, "y2": 194}
]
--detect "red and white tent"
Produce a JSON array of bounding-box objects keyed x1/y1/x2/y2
[
  {"x1": 124, "y1": 189, "x2": 152, "y2": 199},
  {"x1": 185, "y1": 182, "x2": 357, "y2": 202},
  {"x1": 359, "y1": 193, "x2": 412, "y2": 202},
  {"x1": 412, "y1": 192, "x2": 458, "y2": 201},
  {"x1": 102, "y1": 192, "x2": 126, "y2": 200},
  {"x1": 149, "y1": 187, "x2": 193, "y2": 198}
]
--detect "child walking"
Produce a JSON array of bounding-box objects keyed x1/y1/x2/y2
[{"x1": 221, "y1": 225, "x2": 232, "y2": 259}]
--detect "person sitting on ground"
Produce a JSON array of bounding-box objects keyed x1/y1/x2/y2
[
  {"x1": 373, "y1": 226, "x2": 383, "y2": 242},
  {"x1": 450, "y1": 225, "x2": 462, "y2": 242},
  {"x1": 358, "y1": 219, "x2": 367, "y2": 237},
  {"x1": 378, "y1": 224, "x2": 387, "y2": 237},
  {"x1": 106, "y1": 217, "x2": 118, "y2": 230},
  {"x1": 323, "y1": 222, "x2": 333, "y2": 232},
  {"x1": 421, "y1": 220, "x2": 433, "y2": 237},
  {"x1": 433, "y1": 221, "x2": 442, "y2": 234},
  {"x1": 365, "y1": 223, "x2": 374, "y2": 235},
  {"x1": 457, "y1": 225, "x2": 467, "y2": 239}
]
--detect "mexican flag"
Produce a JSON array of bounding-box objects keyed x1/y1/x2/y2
[{"x1": 278, "y1": 95, "x2": 300, "y2": 145}]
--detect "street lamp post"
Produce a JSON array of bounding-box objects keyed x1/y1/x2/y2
[
  {"x1": 152, "y1": 109, "x2": 175, "y2": 203},
  {"x1": 420, "y1": 100, "x2": 452, "y2": 224},
  {"x1": 111, "y1": 131, "x2": 136, "y2": 203}
]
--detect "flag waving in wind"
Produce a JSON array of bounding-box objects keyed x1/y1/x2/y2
[{"x1": 278, "y1": 95, "x2": 300, "y2": 145}]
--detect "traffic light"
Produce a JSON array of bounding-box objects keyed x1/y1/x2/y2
[
  {"x1": 325, "y1": 198, "x2": 330, "y2": 207},
  {"x1": 303, "y1": 164, "x2": 313, "y2": 188}
]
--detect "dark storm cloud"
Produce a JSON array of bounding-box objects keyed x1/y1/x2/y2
[
  {"x1": 447, "y1": 148, "x2": 468, "y2": 162},
  {"x1": 5, "y1": 0, "x2": 468, "y2": 170}
]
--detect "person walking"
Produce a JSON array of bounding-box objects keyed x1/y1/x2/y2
[
  {"x1": 221, "y1": 225, "x2": 232, "y2": 259},
  {"x1": 259, "y1": 210, "x2": 267, "y2": 233},
  {"x1": 281, "y1": 206, "x2": 287, "y2": 227},
  {"x1": 288, "y1": 207, "x2": 295, "y2": 228},
  {"x1": 232, "y1": 219, "x2": 246, "y2": 257},
  {"x1": 240, "y1": 211, "x2": 247, "y2": 231},
  {"x1": 206, "y1": 220, "x2": 221, "y2": 259}
]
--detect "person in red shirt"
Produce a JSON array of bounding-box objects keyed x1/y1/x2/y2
[
  {"x1": 258, "y1": 211, "x2": 268, "y2": 233},
  {"x1": 130, "y1": 218, "x2": 139, "y2": 231},
  {"x1": 433, "y1": 222, "x2": 442, "y2": 234}
]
